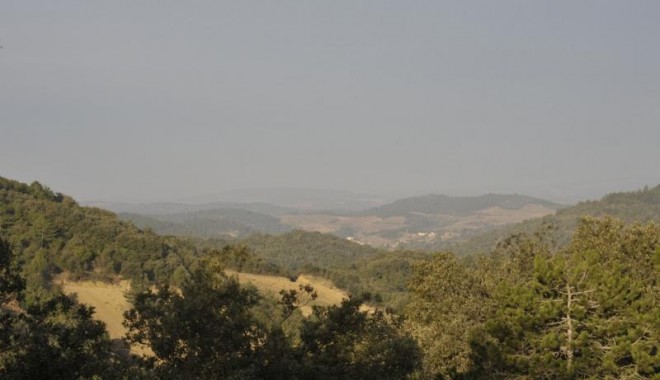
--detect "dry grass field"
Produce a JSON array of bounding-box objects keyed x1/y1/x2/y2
[
  {"x1": 60, "y1": 280, "x2": 131, "y2": 341},
  {"x1": 59, "y1": 270, "x2": 353, "y2": 354},
  {"x1": 225, "y1": 270, "x2": 349, "y2": 316},
  {"x1": 59, "y1": 279, "x2": 152, "y2": 355}
]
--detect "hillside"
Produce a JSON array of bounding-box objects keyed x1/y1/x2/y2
[
  {"x1": 0, "y1": 176, "x2": 199, "y2": 293},
  {"x1": 229, "y1": 231, "x2": 428, "y2": 309},
  {"x1": 451, "y1": 184, "x2": 660, "y2": 255},
  {"x1": 117, "y1": 192, "x2": 562, "y2": 249},
  {"x1": 281, "y1": 193, "x2": 561, "y2": 248},
  {"x1": 238, "y1": 230, "x2": 382, "y2": 273},
  {"x1": 0, "y1": 176, "x2": 414, "y2": 309}
]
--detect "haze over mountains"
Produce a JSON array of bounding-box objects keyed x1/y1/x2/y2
[
  {"x1": 2, "y1": 1, "x2": 660, "y2": 377},
  {"x1": 86, "y1": 187, "x2": 389, "y2": 215},
  {"x1": 115, "y1": 190, "x2": 563, "y2": 248}
]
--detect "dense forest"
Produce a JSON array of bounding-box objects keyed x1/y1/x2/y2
[
  {"x1": 1, "y1": 176, "x2": 658, "y2": 378},
  {"x1": 234, "y1": 233, "x2": 426, "y2": 309},
  {"x1": 407, "y1": 217, "x2": 659, "y2": 378},
  {"x1": 0, "y1": 177, "x2": 201, "y2": 300}
]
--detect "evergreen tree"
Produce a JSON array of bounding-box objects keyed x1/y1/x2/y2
[{"x1": 472, "y1": 218, "x2": 659, "y2": 379}]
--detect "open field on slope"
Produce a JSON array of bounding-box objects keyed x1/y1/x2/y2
[
  {"x1": 59, "y1": 271, "x2": 352, "y2": 350},
  {"x1": 59, "y1": 279, "x2": 151, "y2": 356},
  {"x1": 225, "y1": 270, "x2": 350, "y2": 315},
  {"x1": 60, "y1": 280, "x2": 131, "y2": 341}
]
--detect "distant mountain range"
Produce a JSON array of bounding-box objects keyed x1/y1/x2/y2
[{"x1": 115, "y1": 192, "x2": 563, "y2": 248}]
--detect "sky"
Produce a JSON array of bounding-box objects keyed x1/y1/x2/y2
[{"x1": 1, "y1": 1, "x2": 659, "y2": 204}]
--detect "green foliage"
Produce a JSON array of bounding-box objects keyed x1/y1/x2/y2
[
  {"x1": 0, "y1": 239, "x2": 120, "y2": 379},
  {"x1": 454, "y1": 184, "x2": 660, "y2": 255},
  {"x1": 0, "y1": 239, "x2": 23, "y2": 305},
  {"x1": 326, "y1": 250, "x2": 429, "y2": 310},
  {"x1": 0, "y1": 176, "x2": 199, "y2": 288},
  {"x1": 240, "y1": 230, "x2": 382, "y2": 272},
  {"x1": 124, "y1": 269, "x2": 267, "y2": 379},
  {"x1": 235, "y1": 231, "x2": 429, "y2": 309},
  {"x1": 473, "y1": 218, "x2": 660, "y2": 379},
  {"x1": 210, "y1": 243, "x2": 284, "y2": 275},
  {"x1": 299, "y1": 295, "x2": 421, "y2": 380},
  {"x1": 1, "y1": 295, "x2": 119, "y2": 379},
  {"x1": 406, "y1": 252, "x2": 494, "y2": 376},
  {"x1": 407, "y1": 217, "x2": 660, "y2": 379},
  {"x1": 6, "y1": 175, "x2": 658, "y2": 378},
  {"x1": 124, "y1": 258, "x2": 421, "y2": 380}
]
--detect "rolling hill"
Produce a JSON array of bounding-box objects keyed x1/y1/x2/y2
[
  {"x1": 0, "y1": 176, "x2": 200, "y2": 291},
  {"x1": 0, "y1": 176, "x2": 414, "y2": 309},
  {"x1": 238, "y1": 230, "x2": 382, "y2": 273},
  {"x1": 113, "y1": 192, "x2": 563, "y2": 249},
  {"x1": 450, "y1": 184, "x2": 660, "y2": 255},
  {"x1": 281, "y1": 193, "x2": 562, "y2": 248}
]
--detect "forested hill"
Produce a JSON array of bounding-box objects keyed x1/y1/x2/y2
[
  {"x1": 0, "y1": 176, "x2": 412, "y2": 308},
  {"x1": 452, "y1": 184, "x2": 660, "y2": 255},
  {"x1": 234, "y1": 230, "x2": 425, "y2": 309},
  {"x1": 0, "y1": 176, "x2": 403, "y2": 306},
  {"x1": 238, "y1": 229, "x2": 381, "y2": 273},
  {"x1": 361, "y1": 193, "x2": 562, "y2": 217},
  {"x1": 0, "y1": 176, "x2": 198, "y2": 293}
]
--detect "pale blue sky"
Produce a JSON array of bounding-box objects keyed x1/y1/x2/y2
[{"x1": 1, "y1": 1, "x2": 658, "y2": 203}]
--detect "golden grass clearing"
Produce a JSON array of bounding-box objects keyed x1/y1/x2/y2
[
  {"x1": 59, "y1": 279, "x2": 152, "y2": 356},
  {"x1": 60, "y1": 280, "x2": 131, "y2": 341},
  {"x1": 225, "y1": 270, "x2": 349, "y2": 315},
  {"x1": 59, "y1": 270, "x2": 354, "y2": 354}
]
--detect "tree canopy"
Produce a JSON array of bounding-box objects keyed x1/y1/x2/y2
[{"x1": 407, "y1": 217, "x2": 659, "y2": 379}]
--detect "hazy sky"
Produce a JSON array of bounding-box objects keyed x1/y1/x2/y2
[{"x1": 1, "y1": 1, "x2": 658, "y2": 203}]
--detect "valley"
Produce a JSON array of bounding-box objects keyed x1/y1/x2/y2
[
  {"x1": 3, "y1": 4, "x2": 657, "y2": 377},
  {"x1": 118, "y1": 193, "x2": 562, "y2": 249}
]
